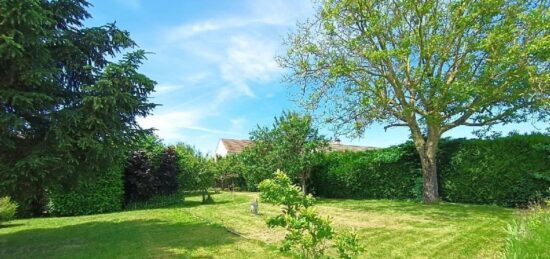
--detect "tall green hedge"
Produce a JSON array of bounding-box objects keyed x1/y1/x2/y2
[
  {"x1": 439, "y1": 134, "x2": 550, "y2": 207},
  {"x1": 48, "y1": 165, "x2": 124, "y2": 216},
  {"x1": 311, "y1": 134, "x2": 550, "y2": 207},
  {"x1": 311, "y1": 144, "x2": 421, "y2": 199}
]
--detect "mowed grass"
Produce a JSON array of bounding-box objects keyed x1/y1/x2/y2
[{"x1": 0, "y1": 192, "x2": 517, "y2": 258}]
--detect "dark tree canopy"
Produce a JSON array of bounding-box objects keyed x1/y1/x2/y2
[
  {"x1": 280, "y1": 0, "x2": 549, "y2": 202},
  {"x1": 0, "y1": 0, "x2": 156, "y2": 214}
]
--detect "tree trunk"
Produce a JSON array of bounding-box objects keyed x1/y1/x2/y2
[
  {"x1": 301, "y1": 172, "x2": 307, "y2": 195},
  {"x1": 412, "y1": 132, "x2": 440, "y2": 203}
]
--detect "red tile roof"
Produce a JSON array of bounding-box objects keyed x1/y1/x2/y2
[
  {"x1": 220, "y1": 139, "x2": 374, "y2": 154},
  {"x1": 220, "y1": 139, "x2": 254, "y2": 154},
  {"x1": 328, "y1": 142, "x2": 374, "y2": 152}
]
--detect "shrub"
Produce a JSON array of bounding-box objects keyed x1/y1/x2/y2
[
  {"x1": 124, "y1": 151, "x2": 157, "y2": 204},
  {"x1": 0, "y1": 197, "x2": 18, "y2": 223},
  {"x1": 155, "y1": 147, "x2": 180, "y2": 195},
  {"x1": 311, "y1": 134, "x2": 550, "y2": 207},
  {"x1": 48, "y1": 165, "x2": 124, "y2": 216},
  {"x1": 311, "y1": 143, "x2": 421, "y2": 200},
  {"x1": 174, "y1": 144, "x2": 215, "y2": 203},
  {"x1": 259, "y1": 170, "x2": 363, "y2": 258},
  {"x1": 439, "y1": 134, "x2": 550, "y2": 207},
  {"x1": 174, "y1": 144, "x2": 203, "y2": 191}
]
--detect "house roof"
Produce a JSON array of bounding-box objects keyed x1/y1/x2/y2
[
  {"x1": 328, "y1": 142, "x2": 374, "y2": 152},
  {"x1": 219, "y1": 138, "x2": 374, "y2": 154},
  {"x1": 220, "y1": 139, "x2": 254, "y2": 154}
]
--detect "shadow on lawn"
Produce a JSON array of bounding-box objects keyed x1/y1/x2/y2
[
  {"x1": 124, "y1": 193, "x2": 231, "y2": 211},
  {"x1": 0, "y1": 223, "x2": 24, "y2": 229},
  {"x1": 0, "y1": 219, "x2": 241, "y2": 258}
]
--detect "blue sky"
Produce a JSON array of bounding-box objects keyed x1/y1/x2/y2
[{"x1": 88, "y1": 0, "x2": 544, "y2": 154}]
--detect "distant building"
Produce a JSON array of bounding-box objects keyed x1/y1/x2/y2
[
  {"x1": 215, "y1": 139, "x2": 254, "y2": 157},
  {"x1": 215, "y1": 138, "x2": 375, "y2": 158}
]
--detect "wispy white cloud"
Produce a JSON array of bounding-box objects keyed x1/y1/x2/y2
[
  {"x1": 154, "y1": 83, "x2": 184, "y2": 95},
  {"x1": 166, "y1": 0, "x2": 312, "y2": 41},
  {"x1": 141, "y1": 0, "x2": 314, "y2": 152},
  {"x1": 137, "y1": 110, "x2": 240, "y2": 142},
  {"x1": 221, "y1": 35, "x2": 280, "y2": 85},
  {"x1": 168, "y1": 18, "x2": 253, "y2": 40},
  {"x1": 153, "y1": 72, "x2": 210, "y2": 96},
  {"x1": 229, "y1": 117, "x2": 250, "y2": 133}
]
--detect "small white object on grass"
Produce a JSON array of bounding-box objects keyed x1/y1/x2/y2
[{"x1": 250, "y1": 199, "x2": 259, "y2": 215}]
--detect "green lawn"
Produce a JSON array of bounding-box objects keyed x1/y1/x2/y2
[{"x1": 0, "y1": 192, "x2": 518, "y2": 258}]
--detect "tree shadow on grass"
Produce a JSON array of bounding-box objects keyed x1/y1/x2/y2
[
  {"x1": 0, "y1": 223, "x2": 24, "y2": 229},
  {"x1": 0, "y1": 219, "x2": 243, "y2": 258},
  {"x1": 124, "y1": 195, "x2": 231, "y2": 211}
]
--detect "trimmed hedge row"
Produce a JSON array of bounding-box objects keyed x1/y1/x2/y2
[
  {"x1": 311, "y1": 144, "x2": 421, "y2": 199},
  {"x1": 311, "y1": 134, "x2": 550, "y2": 207},
  {"x1": 439, "y1": 134, "x2": 550, "y2": 207},
  {"x1": 48, "y1": 165, "x2": 124, "y2": 216}
]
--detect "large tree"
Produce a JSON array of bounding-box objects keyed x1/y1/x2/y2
[
  {"x1": 279, "y1": 0, "x2": 550, "y2": 202},
  {"x1": 0, "y1": 0, "x2": 156, "y2": 214}
]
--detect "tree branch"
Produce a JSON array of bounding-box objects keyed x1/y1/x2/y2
[{"x1": 384, "y1": 123, "x2": 409, "y2": 131}]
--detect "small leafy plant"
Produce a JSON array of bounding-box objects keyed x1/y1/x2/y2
[
  {"x1": 0, "y1": 196, "x2": 18, "y2": 224},
  {"x1": 259, "y1": 170, "x2": 363, "y2": 258},
  {"x1": 505, "y1": 199, "x2": 550, "y2": 258}
]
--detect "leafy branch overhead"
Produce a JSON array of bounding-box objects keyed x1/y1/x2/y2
[{"x1": 279, "y1": 0, "x2": 550, "y2": 203}]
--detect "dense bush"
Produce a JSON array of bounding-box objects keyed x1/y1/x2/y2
[
  {"x1": 311, "y1": 143, "x2": 421, "y2": 199},
  {"x1": 0, "y1": 197, "x2": 18, "y2": 223},
  {"x1": 439, "y1": 134, "x2": 550, "y2": 207},
  {"x1": 155, "y1": 147, "x2": 180, "y2": 195},
  {"x1": 124, "y1": 151, "x2": 157, "y2": 204},
  {"x1": 212, "y1": 155, "x2": 247, "y2": 190},
  {"x1": 48, "y1": 166, "x2": 124, "y2": 216},
  {"x1": 174, "y1": 144, "x2": 206, "y2": 191},
  {"x1": 174, "y1": 144, "x2": 215, "y2": 203},
  {"x1": 311, "y1": 134, "x2": 550, "y2": 207}
]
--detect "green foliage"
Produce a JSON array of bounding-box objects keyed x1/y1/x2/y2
[
  {"x1": 48, "y1": 165, "x2": 123, "y2": 216},
  {"x1": 312, "y1": 144, "x2": 421, "y2": 199},
  {"x1": 0, "y1": 197, "x2": 17, "y2": 223},
  {"x1": 439, "y1": 134, "x2": 550, "y2": 207},
  {"x1": 212, "y1": 155, "x2": 247, "y2": 190},
  {"x1": 312, "y1": 134, "x2": 550, "y2": 207},
  {"x1": 135, "y1": 133, "x2": 166, "y2": 169},
  {"x1": 280, "y1": 0, "x2": 550, "y2": 203},
  {"x1": 505, "y1": 203, "x2": 550, "y2": 258},
  {"x1": 259, "y1": 170, "x2": 316, "y2": 213},
  {"x1": 259, "y1": 170, "x2": 362, "y2": 258},
  {"x1": 336, "y1": 231, "x2": 364, "y2": 259},
  {"x1": 243, "y1": 111, "x2": 328, "y2": 192},
  {"x1": 174, "y1": 144, "x2": 203, "y2": 191},
  {"x1": 0, "y1": 0, "x2": 156, "y2": 215},
  {"x1": 174, "y1": 144, "x2": 215, "y2": 203}
]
